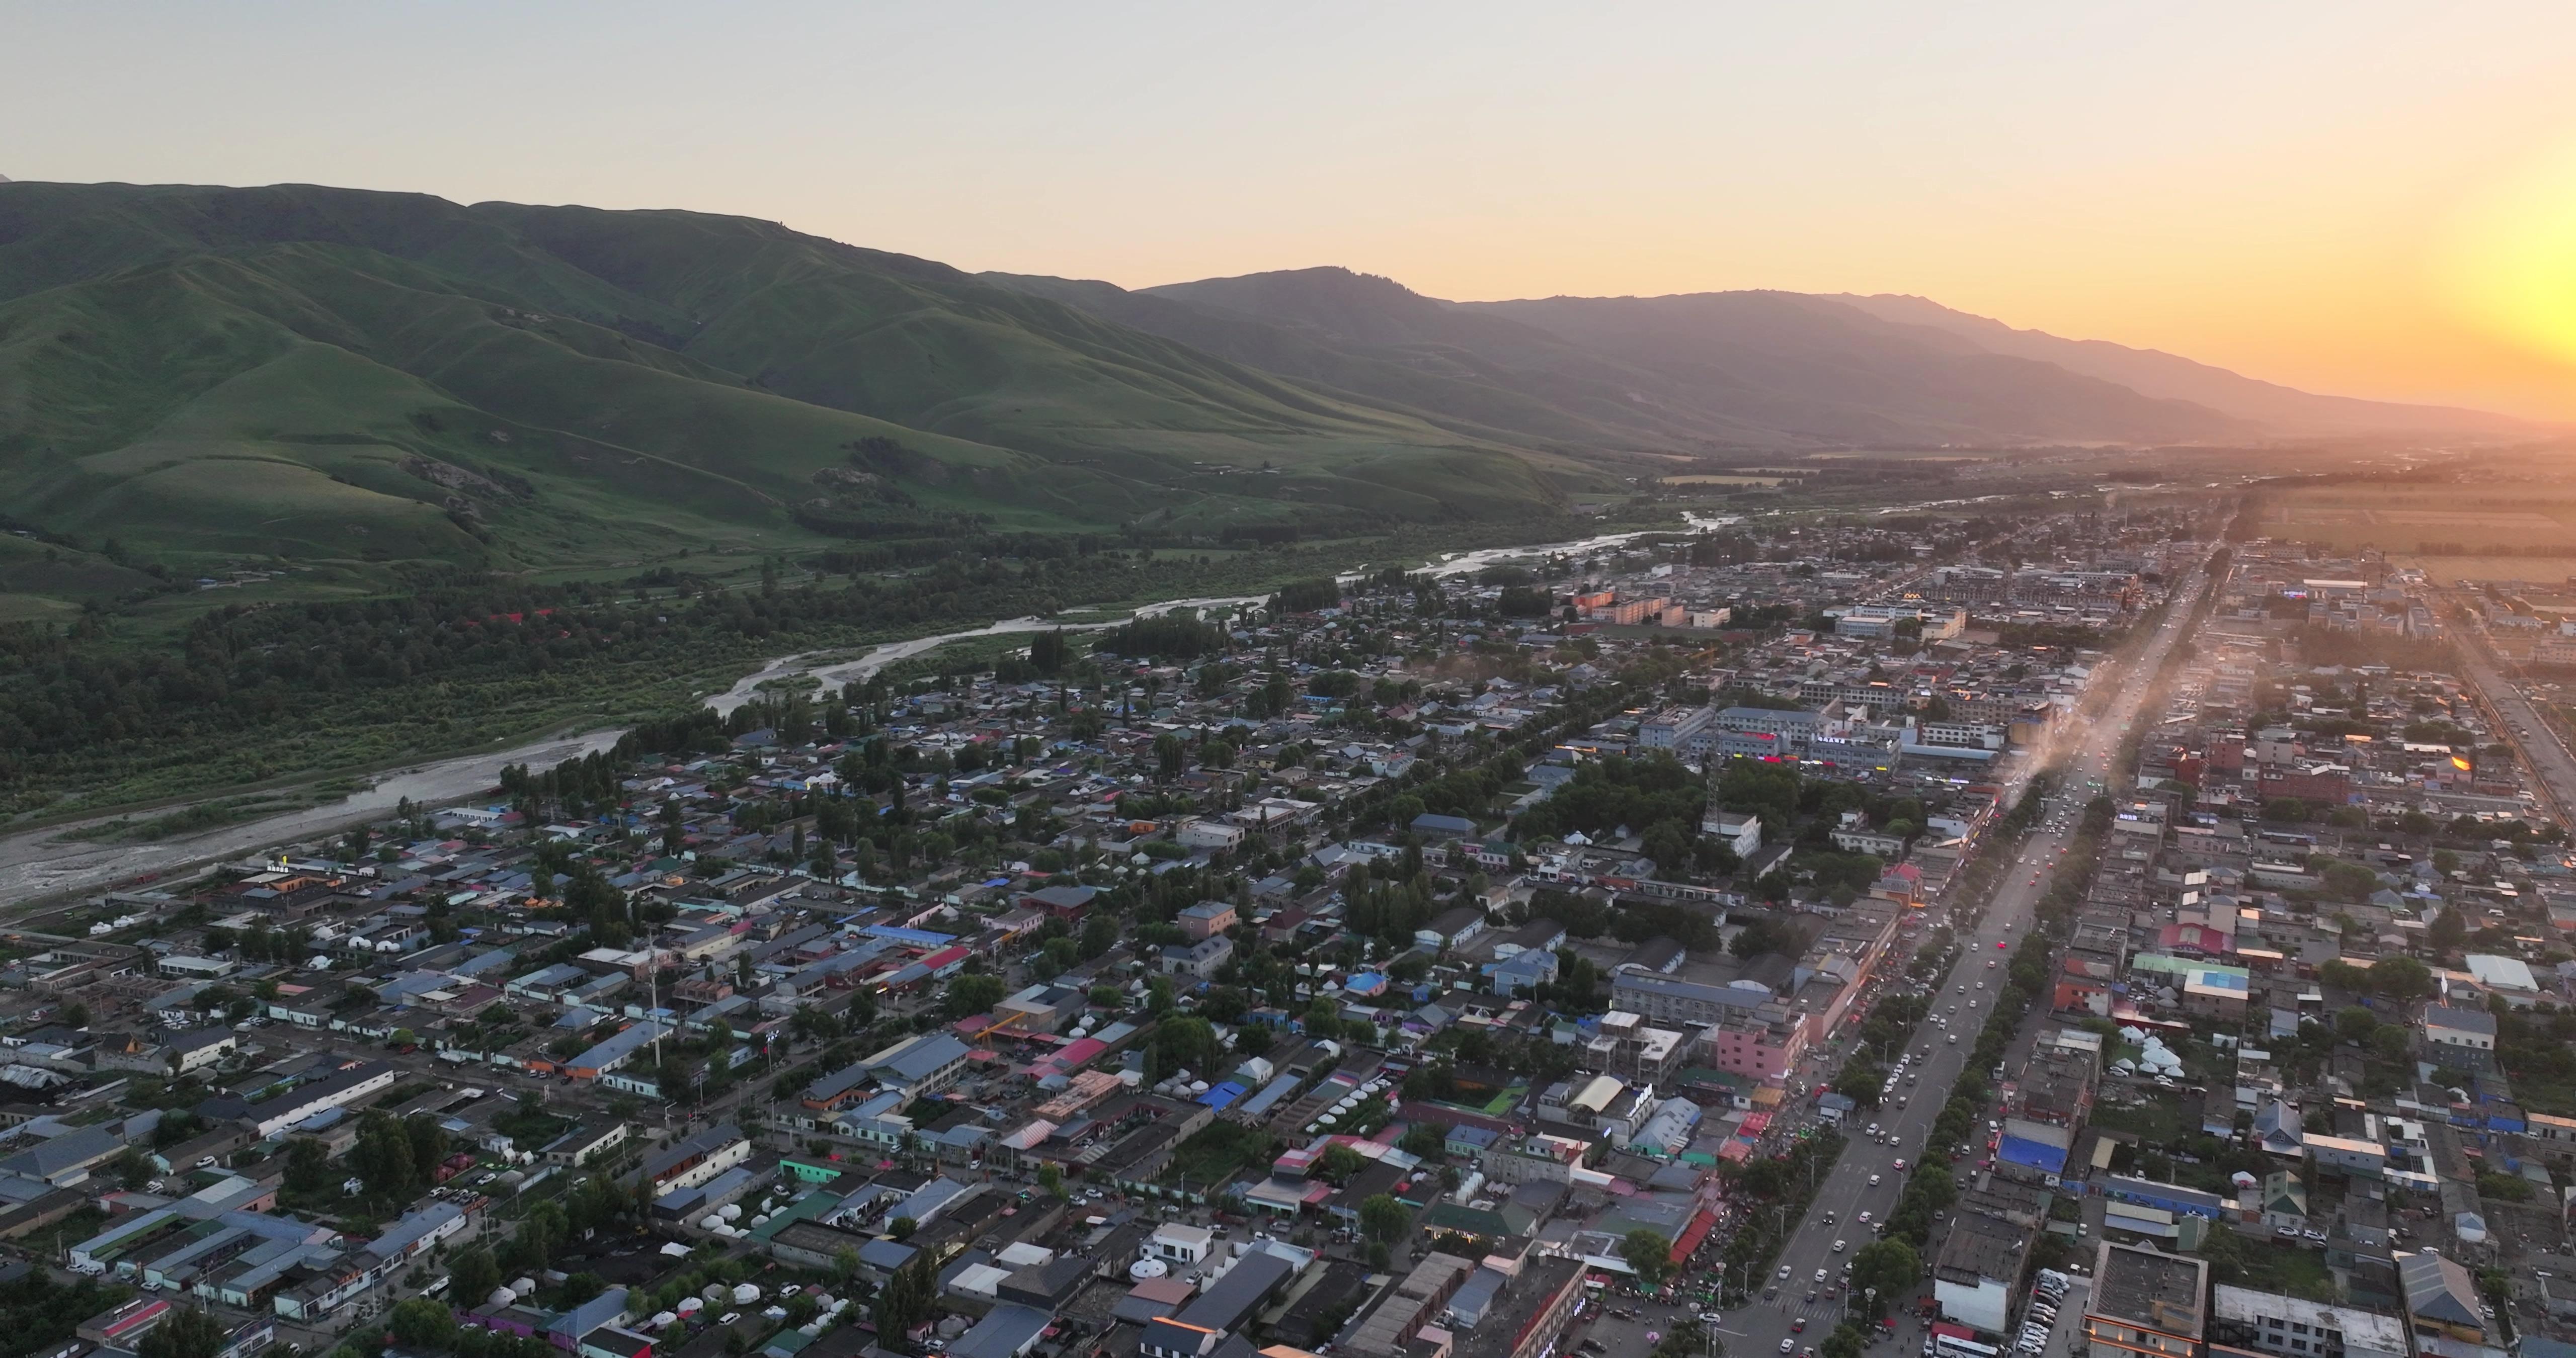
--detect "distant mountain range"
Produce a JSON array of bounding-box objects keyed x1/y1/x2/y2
[
  {"x1": 988, "y1": 265, "x2": 2522, "y2": 448},
  {"x1": 0, "y1": 181, "x2": 2523, "y2": 589}
]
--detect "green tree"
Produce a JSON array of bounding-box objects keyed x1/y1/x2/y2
[
  {"x1": 873, "y1": 1253, "x2": 936, "y2": 1341},
  {"x1": 1847, "y1": 1238, "x2": 1920, "y2": 1314},
  {"x1": 1399, "y1": 1122, "x2": 1448, "y2": 1159},
  {"x1": 1079, "y1": 914, "x2": 1121, "y2": 960},
  {"x1": 943, "y1": 973, "x2": 1005, "y2": 1018},
  {"x1": 284, "y1": 1137, "x2": 333, "y2": 1196},
  {"x1": 388, "y1": 1297, "x2": 456, "y2": 1349},
  {"x1": 405, "y1": 1112, "x2": 450, "y2": 1185},
  {"x1": 2369, "y1": 955, "x2": 2434, "y2": 1000},
  {"x1": 138, "y1": 1308, "x2": 226, "y2": 1358},
  {"x1": 352, "y1": 1112, "x2": 420, "y2": 1201},
  {"x1": 1360, "y1": 1193, "x2": 1412, "y2": 1244},
  {"x1": 449, "y1": 1245, "x2": 501, "y2": 1307},
  {"x1": 1315, "y1": 1145, "x2": 1369, "y2": 1185},
  {"x1": 2428, "y1": 906, "x2": 2468, "y2": 954},
  {"x1": 1823, "y1": 1323, "x2": 1869, "y2": 1358},
  {"x1": 1150, "y1": 1015, "x2": 1223, "y2": 1081},
  {"x1": 1621, "y1": 1228, "x2": 1676, "y2": 1289}
]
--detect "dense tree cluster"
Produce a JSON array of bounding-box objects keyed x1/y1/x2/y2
[{"x1": 1511, "y1": 751, "x2": 1706, "y2": 873}]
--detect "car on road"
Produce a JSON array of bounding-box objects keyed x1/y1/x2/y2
[
  {"x1": 1794, "y1": 1319, "x2": 1810, "y2": 1333},
  {"x1": 1814, "y1": 1268, "x2": 1829, "y2": 1284},
  {"x1": 1869, "y1": 1173, "x2": 1882, "y2": 1185},
  {"x1": 1781, "y1": 1342, "x2": 1796, "y2": 1353},
  {"x1": 1986, "y1": 959, "x2": 1997, "y2": 968},
  {"x1": 1893, "y1": 1158, "x2": 1906, "y2": 1170},
  {"x1": 1833, "y1": 1239, "x2": 1847, "y2": 1252},
  {"x1": 1779, "y1": 1266, "x2": 1793, "y2": 1280},
  {"x1": 1858, "y1": 1211, "x2": 1872, "y2": 1223},
  {"x1": 718, "y1": 1313, "x2": 741, "y2": 1326}
]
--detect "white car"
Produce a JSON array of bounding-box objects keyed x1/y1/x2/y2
[
  {"x1": 1869, "y1": 1173, "x2": 1882, "y2": 1186},
  {"x1": 1834, "y1": 1239, "x2": 1847, "y2": 1252}
]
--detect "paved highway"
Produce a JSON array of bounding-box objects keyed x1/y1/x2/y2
[
  {"x1": 2445, "y1": 604, "x2": 2576, "y2": 827},
  {"x1": 1718, "y1": 561, "x2": 2209, "y2": 1358}
]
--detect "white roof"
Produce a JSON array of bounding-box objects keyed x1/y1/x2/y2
[{"x1": 2465, "y1": 955, "x2": 2539, "y2": 992}]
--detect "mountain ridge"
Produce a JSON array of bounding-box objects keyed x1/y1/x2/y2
[{"x1": 0, "y1": 180, "x2": 2535, "y2": 602}]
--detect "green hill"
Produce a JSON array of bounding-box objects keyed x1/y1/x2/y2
[{"x1": 0, "y1": 183, "x2": 1593, "y2": 593}]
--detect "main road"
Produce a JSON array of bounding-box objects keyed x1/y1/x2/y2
[
  {"x1": 2441, "y1": 598, "x2": 2576, "y2": 828},
  {"x1": 1719, "y1": 558, "x2": 2210, "y2": 1358}
]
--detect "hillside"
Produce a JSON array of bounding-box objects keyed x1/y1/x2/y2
[
  {"x1": 1083, "y1": 267, "x2": 2253, "y2": 446},
  {"x1": 995, "y1": 265, "x2": 2523, "y2": 448},
  {"x1": 0, "y1": 182, "x2": 2531, "y2": 608},
  {"x1": 0, "y1": 183, "x2": 1592, "y2": 593}
]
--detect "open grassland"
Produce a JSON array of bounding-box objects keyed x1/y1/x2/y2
[
  {"x1": 2395, "y1": 555, "x2": 2576, "y2": 584},
  {"x1": 2262, "y1": 484, "x2": 2576, "y2": 554}
]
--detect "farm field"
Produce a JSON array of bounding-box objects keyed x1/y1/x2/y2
[
  {"x1": 2393, "y1": 555, "x2": 2576, "y2": 584},
  {"x1": 2262, "y1": 484, "x2": 2576, "y2": 555}
]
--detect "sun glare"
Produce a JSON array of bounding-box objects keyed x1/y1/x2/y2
[{"x1": 2440, "y1": 133, "x2": 2576, "y2": 369}]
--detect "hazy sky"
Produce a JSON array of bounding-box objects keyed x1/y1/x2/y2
[{"x1": 12, "y1": 2, "x2": 2576, "y2": 418}]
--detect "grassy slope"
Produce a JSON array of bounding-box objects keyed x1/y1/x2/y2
[
  {"x1": 0, "y1": 183, "x2": 1586, "y2": 589},
  {"x1": 1140, "y1": 266, "x2": 2252, "y2": 447},
  {"x1": 980, "y1": 271, "x2": 1631, "y2": 450}
]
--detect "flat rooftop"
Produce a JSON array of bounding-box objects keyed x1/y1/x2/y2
[
  {"x1": 1933, "y1": 1210, "x2": 2031, "y2": 1286},
  {"x1": 2088, "y1": 1241, "x2": 2208, "y2": 1338}
]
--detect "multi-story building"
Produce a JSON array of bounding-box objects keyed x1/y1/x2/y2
[
  {"x1": 2208, "y1": 1286, "x2": 2407, "y2": 1358},
  {"x1": 1639, "y1": 706, "x2": 1715, "y2": 750},
  {"x1": 1693, "y1": 1000, "x2": 1807, "y2": 1084},
  {"x1": 2084, "y1": 1242, "x2": 2209, "y2": 1358},
  {"x1": 2421, "y1": 1004, "x2": 2497, "y2": 1071},
  {"x1": 1608, "y1": 971, "x2": 1777, "y2": 1030}
]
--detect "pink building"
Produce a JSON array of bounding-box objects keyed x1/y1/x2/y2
[{"x1": 1696, "y1": 1005, "x2": 1808, "y2": 1084}]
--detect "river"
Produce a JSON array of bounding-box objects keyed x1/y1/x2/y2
[{"x1": 0, "y1": 519, "x2": 1728, "y2": 905}]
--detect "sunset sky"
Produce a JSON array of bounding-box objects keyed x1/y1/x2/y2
[{"x1": 12, "y1": 2, "x2": 2576, "y2": 419}]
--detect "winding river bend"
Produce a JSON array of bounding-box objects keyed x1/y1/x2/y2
[{"x1": 0, "y1": 522, "x2": 1720, "y2": 906}]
